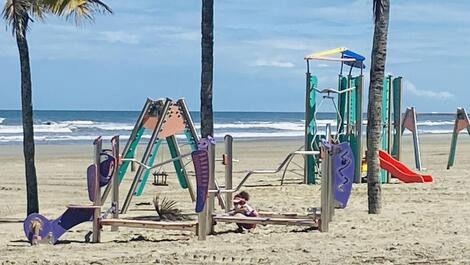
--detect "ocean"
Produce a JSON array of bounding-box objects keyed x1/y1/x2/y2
[{"x1": 0, "y1": 110, "x2": 459, "y2": 144}]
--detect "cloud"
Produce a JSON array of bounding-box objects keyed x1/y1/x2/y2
[
  {"x1": 404, "y1": 80, "x2": 454, "y2": 99},
  {"x1": 101, "y1": 31, "x2": 140, "y2": 45},
  {"x1": 252, "y1": 60, "x2": 295, "y2": 68}
]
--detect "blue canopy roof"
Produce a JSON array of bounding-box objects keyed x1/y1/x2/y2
[{"x1": 342, "y1": 50, "x2": 366, "y2": 69}]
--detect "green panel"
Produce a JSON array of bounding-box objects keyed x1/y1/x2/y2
[
  {"x1": 134, "y1": 140, "x2": 162, "y2": 196},
  {"x1": 391, "y1": 78, "x2": 402, "y2": 157},
  {"x1": 380, "y1": 77, "x2": 390, "y2": 183},
  {"x1": 184, "y1": 129, "x2": 198, "y2": 151},
  {"x1": 348, "y1": 77, "x2": 359, "y2": 180},
  {"x1": 349, "y1": 78, "x2": 357, "y2": 124},
  {"x1": 167, "y1": 136, "x2": 189, "y2": 188},
  {"x1": 117, "y1": 127, "x2": 146, "y2": 183},
  {"x1": 305, "y1": 75, "x2": 317, "y2": 184}
]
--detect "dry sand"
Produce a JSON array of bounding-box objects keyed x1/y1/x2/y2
[{"x1": 1, "y1": 135, "x2": 470, "y2": 264}]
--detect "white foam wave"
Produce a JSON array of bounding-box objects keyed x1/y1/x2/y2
[
  {"x1": 0, "y1": 124, "x2": 72, "y2": 134},
  {"x1": 416, "y1": 120, "x2": 454, "y2": 126},
  {"x1": 0, "y1": 117, "x2": 4, "y2": 124}
]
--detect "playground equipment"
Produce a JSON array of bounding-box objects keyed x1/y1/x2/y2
[
  {"x1": 303, "y1": 47, "x2": 365, "y2": 184},
  {"x1": 99, "y1": 98, "x2": 219, "y2": 214},
  {"x1": 447, "y1": 107, "x2": 470, "y2": 169},
  {"x1": 195, "y1": 125, "x2": 354, "y2": 239},
  {"x1": 379, "y1": 77, "x2": 423, "y2": 183},
  {"x1": 301, "y1": 47, "x2": 426, "y2": 184},
  {"x1": 23, "y1": 123, "x2": 354, "y2": 244}
]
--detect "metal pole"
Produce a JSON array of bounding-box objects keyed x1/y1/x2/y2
[
  {"x1": 393, "y1": 77, "x2": 403, "y2": 161},
  {"x1": 410, "y1": 107, "x2": 422, "y2": 170},
  {"x1": 111, "y1": 135, "x2": 120, "y2": 232},
  {"x1": 354, "y1": 75, "x2": 363, "y2": 183},
  {"x1": 92, "y1": 137, "x2": 102, "y2": 243},
  {"x1": 387, "y1": 76, "x2": 393, "y2": 183},
  {"x1": 320, "y1": 124, "x2": 331, "y2": 232},
  {"x1": 207, "y1": 141, "x2": 216, "y2": 234},
  {"x1": 224, "y1": 135, "x2": 233, "y2": 213},
  {"x1": 304, "y1": 60, "x2": 312, "y2": 184}
]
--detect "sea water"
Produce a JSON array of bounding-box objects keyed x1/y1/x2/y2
[{"x1": 0, "y1": 110, "x2": 459, "y2": 144}]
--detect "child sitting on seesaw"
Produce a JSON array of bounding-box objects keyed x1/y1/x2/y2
[{"x1": 228, "y1": 191, "x2": 258, "y2": 232}]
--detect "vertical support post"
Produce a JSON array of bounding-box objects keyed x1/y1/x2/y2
[
  {"x1": 387, "y1": 76, "x2": 393, "y2": 183},
  {"x1": 380, "y1": 76, "x2": 391, "y2": 183},
  {"x1": 304, "y1": 61, "x2": 317, "y2": 184},
  {"x1": 320, "y1": 124, "x2": 332, "y2": 232},
  {"x1": 92, "y1": 137, "x2": 102, "y2": 243},
  {"x1": 410, "y1": 107, "x2": 422, "y2": 170},
  {"x1": 447, "y1": 108, "x2": 470, "y2": 169},
  {"x1": 206, "y1": 141, "x2": 216, "y2": 234},
  {"x1": 111, "y1": 135, "x2": 120, "y2": 232},
  {"x1": 354, "y1": 75, "x2": 363, "y2": 183},
  {"x1": 392, "y1": 77, "x2": 402, "y2": 160},
  {"x1": 224, "y1": 135, "x2": 233, "y2": 213}
]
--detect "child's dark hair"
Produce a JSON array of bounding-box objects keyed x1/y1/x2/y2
[{"x1": 235, "y1": 191, "x2": 250, "y2": 201}]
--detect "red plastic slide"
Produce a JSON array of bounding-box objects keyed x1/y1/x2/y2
[{"x1": 379, "y1": 150, "x2": 433, "y2": 183}]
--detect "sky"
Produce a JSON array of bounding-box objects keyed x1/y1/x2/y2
[{"x1": 0, "y1": 0, "x2": 469, "y2": 112}]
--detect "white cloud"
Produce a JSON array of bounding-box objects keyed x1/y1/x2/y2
[
  {"x1": 404, "y1": 80, "x2": 453, "y2": 99},
  {"x1": 252, "y1": 60, "x2": 295, "y2": 68},
  {"x1": 101, "y1": 31, "x2": 140, "y2": 45}
]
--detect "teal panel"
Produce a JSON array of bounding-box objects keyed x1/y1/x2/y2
[
  {"x1": 134, "y1": 140, "x2": 162, "y2": 196},
  {"x1": 184, "y1": 129, "x2": 198, "y2": 150},
  {"x1": 391, "y1": 78, "x2": 401, "y2": 157},
  {"x1": 380, "y1": 77, "x2": 390, "y2": 183},
  {"x1": 117, "y1": 127, "x2": 145, "y2": 183},
  {"x1": 167, "y1": 136, "x2": 189, "y2": 189},
  {"x1": 305, "y1": 75, "x2": 317, "y2": 184}
]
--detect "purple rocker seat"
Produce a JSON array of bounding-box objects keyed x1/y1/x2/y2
[{"x1": 23, "y1": 151, "x2": 115, "y2": 245}]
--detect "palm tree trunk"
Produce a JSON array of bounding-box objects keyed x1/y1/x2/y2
[
  {"x1": 200, "y1": 0, "x2": 214, "y2": 138},
  {"x1": 15, "y1": 23, "x2": 39, "y2": 215},
  {"x1": 367, "y1": 0, "x2": 390, "y2": 214}
]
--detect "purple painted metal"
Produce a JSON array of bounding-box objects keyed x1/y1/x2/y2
[
  {"x1": 49, "y1": 208, "x2": 95, "y2": 243},
  {"x1": 23, "y1": 213, "x2": 52, "y2": 243},
  {"x1": 192, "y1": 149, "x2": 210, "y2": 213},
  {"x1": 331, "y1": 142, "x2": 354, "y2": 208},
  {"x1": 87, "y1": 153, "x2": 115, "y2": 201}
]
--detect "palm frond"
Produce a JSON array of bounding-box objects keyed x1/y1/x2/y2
[
  {"x1": 2, "y1": 0, "x2": 32, "y2": 37},
  {"x1": 42, "y1": 0, "x2": 112, "y2": 23},
  {"x1": 153, "y1": 194, "x2": 188, "y2": 221}
]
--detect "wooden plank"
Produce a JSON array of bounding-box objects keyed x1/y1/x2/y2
[
  {"x1": 100, "y1": 219, "x2": 197, "y2": 232},
  {"x1": 257, "y1": 211, "x2": 318, "y2": 219},
  {"x1": 67, "y1": 205, "x2": 101, "y2": 209},
  {"x1": 213, "y1": 215, "x2": 317, "y2": 226}
]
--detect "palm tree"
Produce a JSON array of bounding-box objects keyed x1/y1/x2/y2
[
  {"x1": 2, "y1": 0, "x2": 111, "y2": 215},
  {"x1": 366, "y1": 0, "x2": 390, "y2": 214},
  {"x1": 200, "y1": 0, "x2": 214, "y2": 138}
]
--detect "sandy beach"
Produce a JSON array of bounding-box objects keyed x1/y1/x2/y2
[{"x1": 1, "y1": 134, "x2": 470, "y2": 264}]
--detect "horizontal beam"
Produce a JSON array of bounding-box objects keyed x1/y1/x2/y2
[
  {"x1": 213, "y1": 215, "x2": 318, "y2": 226},
  {"x1": 257, "y1": 211, "x2": 319, "y2": 220},
  {"x1": 100, "y1": 219, "x2": 197, "y2": 232}
]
